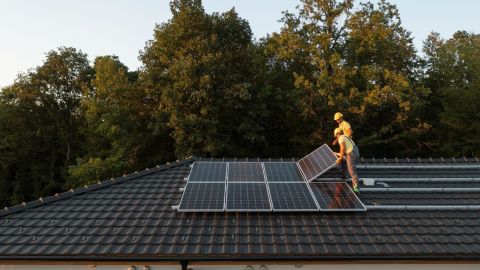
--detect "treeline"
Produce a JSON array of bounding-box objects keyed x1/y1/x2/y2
[{"x1": 1, "y1": 0, "x2": 480, "y2": 207}]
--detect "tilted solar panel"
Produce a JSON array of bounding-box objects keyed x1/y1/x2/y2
[
  {"x1": 187, "y1": 162, "x2": 227, "y2": 182},
  {"x1": 268, "y1": 182, "x2": 318, "y2": 211},
  {"x1": 297, "y1": 144, "x2": 337, "y2": 182},
  {"x1": 263, "y1": 162, "x2": 304, "y2": 182},
  {"x1": 178, "y1": 183, "x2": 225, "y2": 211},
  {"x1": 226, "y1": 183, "x2": 271, "y2": 211},
  {"x1": 309, "y1": 182, "x2": 366, "y2": 211},
  {"x1": 228, "y1": 162, "x2": 266, "y2": 182}
]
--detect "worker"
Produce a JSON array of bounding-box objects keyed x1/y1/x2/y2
[
  {"x1": 333, "y1": 128, "x2": 359, "y2": 193},
  {"x1": 332, "y1": 112, "x2": 352, "y2": 145}
]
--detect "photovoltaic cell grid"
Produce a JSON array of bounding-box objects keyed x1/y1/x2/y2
[
  {"x1": 297, "y1": 144, "x2": 337, "y2": 182},
  {"x1": 187, "y1": 162, "x2": 227, "y2": 182},
  {"x1": 309, "y1": 182, "x2": 366, "y2": 211},
  {"x1": 228, "y1": 162, "x2": 265, "y2": 182},
  {"x1": 263, "y1": 162, "x2": 304, "y2": 182},
  {"x1": 226, "y1": 183, "x2": 271, "y2": 211},
  {"x1": 178, "y1": 183, "x2": 225, "y2": 211},
  {"x1": 178, "y1": 144, "x2": 366, "y2": 212},
  {"x1": 268, "y1": 183, "x2": 318, "y2": 211}
]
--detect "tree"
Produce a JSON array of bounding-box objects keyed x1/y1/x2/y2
[
  {"x1": 264, "y1": 0, "x2": 354, "y2": 154},
  {"x1": 249, "y1": 42, "x2": 305, "y2": 157},
  {"x1": 0, "y1": 47, "x2": 92, "y2": 207},
  {"x1": 140, "y1": 0, "x2": 264, "y2": 158},
  {"x1": 423, "y1": 31, "x2": 480, "y2": 156},
  {"x1": 68, "y1": 56, "x2": 174, "y2": 186},
  {"x1": 264, "y1": 0, "x2": 429, "y2": 156},
  {"x1": 343, "y1": 0, "x2": 430, "y2": 156}
]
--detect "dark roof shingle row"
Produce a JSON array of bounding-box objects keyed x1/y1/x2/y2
[{"x1": 1, "y1": 159, "x2": 480, "y2": 260}]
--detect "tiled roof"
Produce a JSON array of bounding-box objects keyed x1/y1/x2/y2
[{"x1": 1, "y1": 158, "x2": 480, "y2": 261}]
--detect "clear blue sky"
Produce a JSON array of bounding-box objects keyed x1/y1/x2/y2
[{"x1": 1, "y1": 0, "x2": 479, "y2": 88}]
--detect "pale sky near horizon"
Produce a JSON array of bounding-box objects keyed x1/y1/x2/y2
[{"x1": 1, "y1": 0, "x2": 479, "y2": 88}]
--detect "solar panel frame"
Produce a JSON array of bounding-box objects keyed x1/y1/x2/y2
[
  {"x1": 225, "y1": 182, "x2": 272, "y2": 212},
  {"x1": 261, "y1": 162, "x2": 275, "y2": 210},
  {"x1": 297, "y1": 144, "x2": 338, "y2": 182},
  {"x1": 177, "y1": 182, "x2": 226, "y2": 212},
  {"x1": 268, "y1": 182, "x2": 320, "y2": 212},
  {"x1": 309, "y1": 182, "x2": 366, "y2": 212},
  {"x1": 263, "y1": 162, "x2": 320, "y2": 212},
  {"x1": 227, "y1": 162, "x2": 266, "y2": 182},
  {"x1": 263, "y1": 162, "x2": 305, "y2": 182},
  {"x1": 186, "y1": 161, "x2": 227, "y2": 182},
  {"x1": 224, "y1": 162, "x2": 273, "y2": 212}
]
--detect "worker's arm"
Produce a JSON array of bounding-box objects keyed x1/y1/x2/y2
[
  {"x1": 336, "y1": 141, "x2": 345, "y2": 165},
  {"x1": 332, "y1": 138, "x2": 338, "y2": 145}
]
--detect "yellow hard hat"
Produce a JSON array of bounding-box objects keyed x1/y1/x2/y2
[
  {"x1": 334, "y1": 112, "x2": 343, "y2": 121},
  {"x1": 334, "y1": 128, "x2": 343, "y2": 137}
]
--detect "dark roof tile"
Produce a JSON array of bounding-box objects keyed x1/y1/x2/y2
[{"x1": 1, "y1": 159, "x2": 480, "y2": 260}]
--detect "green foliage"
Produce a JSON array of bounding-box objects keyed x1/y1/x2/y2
[
  {"x1": 423, "y1": 32, "x2": 480, "y2": 156},
  {"x1": 261, "y1": 0, "x2": 354, "y2": 155},
  {"x1": 0, "y1": 47, "x2": 93, "y2": 206},
  {"x1": 67, "y1": 56, "x2": 174, "y2": 186},
  {"x1": 141, "y1": 0, "x2": 265, "y2": 158},
  {"x1": 343, "y1": 0, "x2": 431, "y2": 156},
  {"x1": 264, "y1": 0, "x2": 430, "y2": 156}
]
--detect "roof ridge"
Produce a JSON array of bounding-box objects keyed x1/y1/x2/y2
[
  {"x1": 196, "y1": 157, "x2": 480, "y2": 163},
  {"x1": 0, "y1": 159, "x2": 193, "y2": 218}
]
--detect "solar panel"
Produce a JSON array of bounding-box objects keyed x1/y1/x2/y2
[
  {"x1": 268, "y1": 182, "x2": 318, "y2": 211},
  {"x1": 187, "y1": 162, "x2": 227, "y2": 182},
  {"x1": 297, "y1": 144, "x2": 337, "y2": 182},
  {"x1": 178, "y1": 183, "x2": 225, "y2": 211},
  {"x1": 309, "y1": 182, "x2": 366, "y2": 211},
  {"x1": 228, "y1": 162, "x2": 266, "y2": 182},
  {"x1": 263, "y1": 162, "x2": 304, "y2": 182},
  {"x1": 226, "y1": 183, "x2": 271, "y2": 211}
]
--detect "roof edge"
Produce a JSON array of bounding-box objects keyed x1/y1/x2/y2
[
  {"x1": 0, "y1": 159, "x2": 193, "y2": 218},
  {"x1": 197, "y1": 157, "x2": 480, "y2": 164},
  {"x1": 0, "y1": 255, "x2": 480, "y2": 262}
]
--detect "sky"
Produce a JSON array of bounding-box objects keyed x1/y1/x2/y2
[{"x1": 1, "y1": 0, "x2": 479, "y2": 88}]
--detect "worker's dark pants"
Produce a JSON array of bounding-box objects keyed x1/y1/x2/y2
[{"x1": 341, "y1": 152, "x2": 359, "y2": 186}]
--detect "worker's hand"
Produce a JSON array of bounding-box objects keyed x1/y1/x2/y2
[
  {"x1": 334, "y1": 152, "x2": 340, "y2": 157},
  {"x1": 336, "y1": 158, "x2": 342, "y2": 165},
  {"x1": 332, "y1": 139, "x2": 338, "y2": 145}
]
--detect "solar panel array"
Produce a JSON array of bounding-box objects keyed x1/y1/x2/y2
[{"x1": 177, "y1": 156, "x2": 366, "y2": 212}]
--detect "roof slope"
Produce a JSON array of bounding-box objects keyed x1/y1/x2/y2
[{"x1": 1, "y1": 158, "x2": 480, "y2": 260}]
